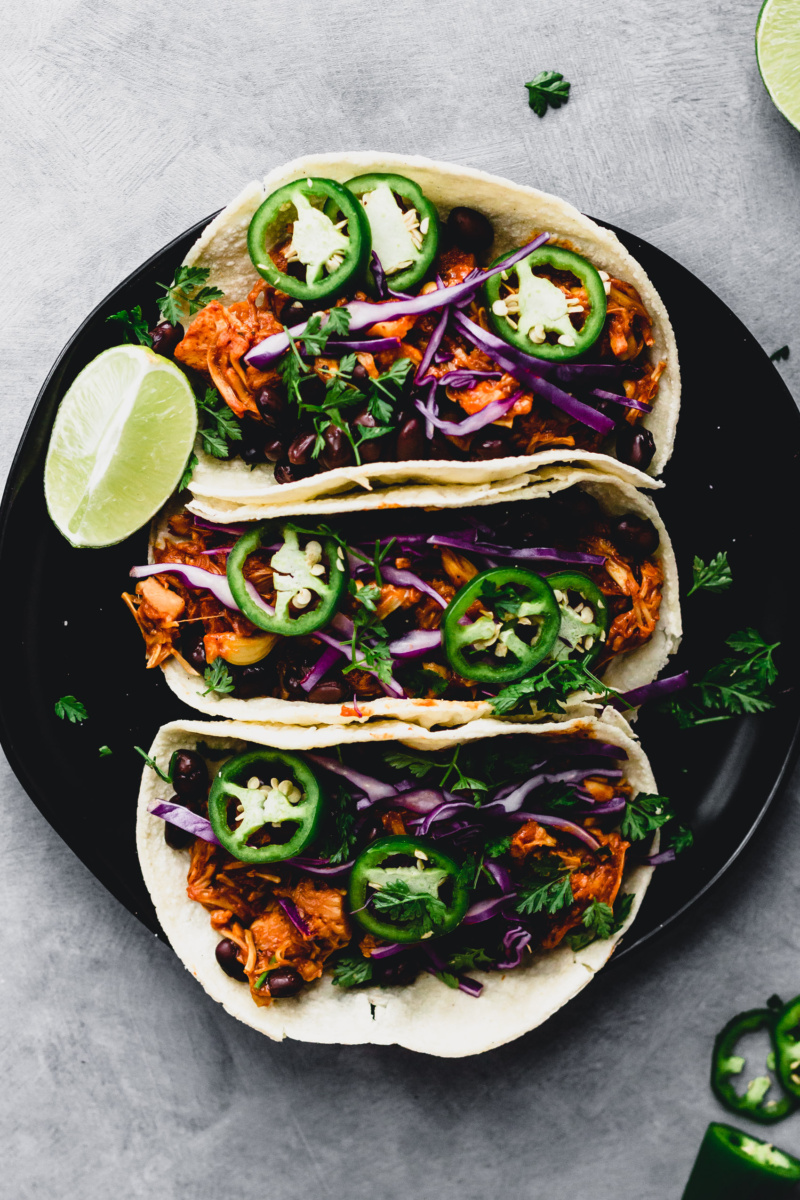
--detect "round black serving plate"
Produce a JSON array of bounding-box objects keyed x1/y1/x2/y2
[{"x1": 0, "y1": 212, "x2": 798, "y2": 950}]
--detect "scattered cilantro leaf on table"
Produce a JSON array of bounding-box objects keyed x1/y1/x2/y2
[
  {"x1": 525, "y1": 70, "x2": 571, "y2": 117},
  {"x1": 688, "y1": 551, "x2": 732, "y2": 596},
  {"x1": 662, "y1": 628, "x2": 779, "y2": 728},
  {"x1": 620, "y1": 793, "x2": 674, "y2": 842},
  {"x1": 54, "y1": 695, "x2": 87, "y2": 723},
  {"x1": 770, "y1": 345, "x2": 790, "y2": 362}
]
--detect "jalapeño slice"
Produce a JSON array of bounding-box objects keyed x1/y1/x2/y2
[
  {"x1": 227, "y1": 524, "x2": 347, "y2": 636},
  {"x1": 442, "y1": 567, "x2": 560, "y2": 684},
  {"x1": 681, "y1": 1122, "x2": 800, "y2": 1199},
  {"x1": 208, "y1": 750, "x2": 322, "y2": 863},
  {"x1": 711, "y1": 1008, "x2": 797, "y2": 1124},
  {"x1": 484, "y1": 244, "x2": 607, "y2": 362},
  {"x1": 772, "y1": 993, "x2": 800, "y2": 1099},
  {"x1": 333, "y1": 173, "x2": 440, "y2": 294},
  {"x1": 348, "y1": 836, "x2": 470, "y2": 943},
  {"x1": 247, "y1": 177, "x2": 371, "y2": 302},
  {"x1": 546, "y1": 570, "x2": 609, "y2": 667}
]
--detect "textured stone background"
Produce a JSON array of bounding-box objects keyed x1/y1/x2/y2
[{"x1": 3, "y1": 1, "x2": 800, "y2": 1196}]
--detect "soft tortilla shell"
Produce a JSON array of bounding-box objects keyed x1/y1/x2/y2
[
  {"x1": 157, "y1": 467, "x2": 681, "y2": 727},
  {"x1": 181, "y1": 153, "x2": 679, "y2": 513},
  {"x1": 137, "y1": 710, "x2": 655, "y2": 1056}
]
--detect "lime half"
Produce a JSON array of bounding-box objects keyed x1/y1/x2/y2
[
  {"x1": 44, "y1": 345, "x2": 197, "y2": 548},
  {"x1": 756, "y1": 0, "x2": 800, "y2": 131}
]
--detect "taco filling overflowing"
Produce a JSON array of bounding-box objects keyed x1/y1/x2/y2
[
  {"x1": 162, "y1": 173, "x2": 667, "y2": 484},
  {"x1": 123, "y1": 488, "x2": 665, "y2": 714},
  {"x1": 148, "y1": 731, "x2": 676, "y2": 1008}
]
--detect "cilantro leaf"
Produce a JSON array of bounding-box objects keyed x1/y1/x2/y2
[
  {"x1": 402, "y1": 666, "x2": 449, "y2": 698},
  {"x1": 106, "y1": 306, "x2": 152, "y2": 346},
  {"x1": 301, "y1": 307, "x2": 352, "y2": 355},
  {"x1": 620, "y1": 793, "x2": 674, "y2": 842},
  {"x1": 516, "y1": 872, "x2": 574, "y2": 916},
  {"x1": 447, "y1": 947, "x2": 494, "y2": 973},
  {"x1": 669, "y1": 824, "x2": 694, "y2": 856},
  {"x1": 688, "y1": 551, "x2": 733, "y2": 596},
  {"x1": 318, "y1": 784, "x2": 358, "y2": 865},
  {"x1": 157, "y1": 266, "x2": 223, "y2": 324},
  {"x1": 491, "y1": 659, "x2": 618, "y2": 716},
  {"x1": 371, "y1": 880, "x2": 447, "y2": 934},
  {"x1": 663, "y1": 627, "x2": 779, "y2": 728},
  {"x1": 201, "y1": 659, "x2": 235, "y2": 696},
  {"x1": 99, "y1": 745, "x2": 112, "y2": 758},
  {"x1": 197, "y1": 388, "x2": 242, "y2": 459},
  {"x1": 179, "y1": 452, "x2": 198, "y2": 491},
  {"x1": 611, "y1": 893, "x2": 635, "y2": 933},
  {"x1": 384, "y1": 749, "x2": 435, "y2": 779},
  {"x1": 331, "y1": 953, "x2": 374, "y2": 989},
  {"x1": 569, "y1": 893, "x2": 633, "y2": 951},
  {"x1": 54, "y1": 695, "x2": 87, "y2": 723},
  {"x1": 134, "y1": 745, "x2": 172, "y2": 784},
  {"x1": 770, "y1": 345, "x2": 790, "y2": 362},
  {"x1": 485, "y1": 834, "x2": 512, "y2": 859},
  {"x1": 525, "y1": 70, "x2": 571, "y2": 117}
]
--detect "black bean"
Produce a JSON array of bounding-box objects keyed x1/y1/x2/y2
[
  {"x1": 233, "y1": 661, "x2": 276, "y2": 699},
  {"x1": 353, "y1": 409, "x2": 388, "y2": 464},
  {"x1": 274, "y1": 459, "x2": 312, "y2": 485},
  {"x1": 612, "y1": 514, "x2": 660, "y2": 560},
  {"x1": 284, "y1": 302, "x2": 312, "y2": 327},
  {"x1": 169, "y1": 749, "x2": 209, "y2": 804},
  {"x1": 149, "y1": 321, "x2": 184, "y2": 356},
  {"x1": 288, "y1": 432, "x2": 317, "y2": 465},
  {"x1": 616, "y1": 424, "x2": 656, "y2": 471},
  {"x1": 181, "y1": 626, "x2": 207, "y2": 672},
  {"x1": 215, "y1": 939, "x2": 247, "y2": 982},
  {"x1": 378, "y1": 956, "x2": 420, "y2": 987},
  {"x1": 351, "y1": 362, "x2": 370, "y2": 389},
  {"x1": 264, "y1": 966, "x2": 304, "y2": 998},
  {"x1": 319, "y1": 425, "x2": 354, "y2": 470},
  {"x1": 395, "y1": 415, "x2": 427, "y2": 460},
  {"x1": 470, "y1": 431, "x2": 510, "y2": 460},
  {"x1": 307, "y1": 679, "x2": 345, "y2": 704},
  {"x1": 255, "y1": 386, "x2": 287, "y2": 426},
  {"x1": 264, "y1": 435, "x2": 286, "y2": 462},
  {"x1": 447, "y1": 206, "x2": 494, "y2": 254},
  {"x1": 164, "y1": 822, "x2": 194, "y2": 850},
  {"x1": 241, "y1": 445, "x2": 264, "y2": 466}
]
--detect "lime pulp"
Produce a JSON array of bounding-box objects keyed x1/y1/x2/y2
[{"x1": 756, "y1": 0, "x2": 800, "y2": 131}]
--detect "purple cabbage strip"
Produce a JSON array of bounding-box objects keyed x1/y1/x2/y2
[
  {"x1": 411, "y1": 800, "x2": 477, "y2": 837},
  {"x1": 329, "y1": 611, "x2": 355, "y2": 639},
  {"x1": 369, "y1": 941, "x2": 406, "y2": 960},
  {"x1": 433, "y1": 349, "x2": 452, "y2": 364},
  {"x1": 303, "y1": 752, "x2": 398, "y2": 802},
  {"x1": 486, "y1": 861, "x2": 513, "y2": 893},
  {"x1": 245, "y1": 233, "x2": 551, "y2": 368},
  {"x1": 300, "y1": 644, "x2": 342, "y2": 693},
  {"x1": 462, "y1": 895, "x2": 514, "y2": 925},
  {"x1": 423, "y1": 947, "x2": 484, "y2": 997},
  {"x1": 380, "y1": 564, "x2": 448, "y2": 608},
  {"x1": 456, "y1": 976, "x2": 484, "y2": 998},
  {"x1": 198, "y1": 545, "x2": 235, "y2": 556},
  {"x1": 486, "y1": 767, "x2": 624, "y2": 814},
  {"x1": 130, "y1": 563, "x2": 240, "y2": 612},
  {"x1": 387, "y1": 628, "x2": 442, "y2": 659},
  {"x1": 452, "y1": 312, "x2": 616, "y2": 436},
  {"x1": 438, "y1": 369, "x2": 503, "y2": 389},
  {"x1": 428, "y1": 533, "x2": 605, "y2": 566},
  {"x1": 385, "y1": 788, "x2": 455, "y2": 815},
  {"x1": 314, "y1": 631, "x2": 406, "y2": 698},
  {"x1": 277, "y1": 896, "x2": 311, "y2": 937},
  {"x1": 613, "y1": 671, "x2": 690, "y2": 711},
  {"x1": 371, "y1": 251, "x2": 388, "y2": 298},
  {"x1": 193, "y1": 516, "x2": 249, "y2": 536},
  {"x1": 590, "y1": 387, "x2": 652, "y2": 414},
  {"x1": 497, "y1": 924, "x2": 532, "y2": 970},
  {"x1": 415, "y1": 294, "x2": 450, "y2": 384},
  {"x1": 415, "y1": 391, "x2": 520, "y2": 437},
  {"x1": 576, "y1": 796, "x2": 627, "y2": 817},
  {"x1": 324, "y1": 337, "x2": 401, "y2": 354},
  {"x1": 647, "y1": 848, "x2": 677, "y2": 866},
  {"x1": 148, "y1": 801, "x2": 221, "y2": 846},
  {"x1": 285, "y1": 856, "x2": 355, "y2": 879},
  {"x1": 245, "y1": 579, "x2": 275, "y2": 617},
  {"x1": 506, "y1": 812, "x2": 601, "y2": 851}
]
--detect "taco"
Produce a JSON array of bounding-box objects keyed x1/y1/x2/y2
[
  {"x1": 123, "y1": 468, "x2": 681, "y2": 729},
  {"x1": 163, "y1": 152, "x2": 679, "y2": 518},
  {"x1": 137, "y1": 710, "x2": 672, "y2": 1056}
]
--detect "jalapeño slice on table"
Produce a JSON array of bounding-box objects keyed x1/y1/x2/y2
[
  {"x1": 208, "y1": 750, "x2": 322, "y2": 863},
  {"x1": 546, "y1": 570, "x2": 609, "y2": 667},
  {"x1": 484, "y1": 244, "x2": 607, "y2": 362},
  {"x1": 681, "y1": 1122, "x2": 800, "y2": 1199},
  {"x1": 227, "y1": 524, "x2": 347, "y2": 636},
  {"x1": 247, "y1": 177, "x2": 371, "y2": 302},
  {"x1": 442, "y1": 566, "x2": 561, "y2": 684},
  {"x1": 348, "y1": 836, "x2": 470, "y2": 943},
  {"x1": 711, "y1": 1008, "x2": 797, "y2": 1124},
  {"x1": 771, "y1": 993, "x2": 800, "y2": 1099},
  {"x1": 332, "y1": 173, "x2": 440, "y2": 294}
]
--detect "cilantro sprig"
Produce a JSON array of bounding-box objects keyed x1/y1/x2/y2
[
  {"x1": 201, "y1": 658, "x2": 235, "y2": 696},
  {"x1": 197, "y1": 388, "x2": 243, "y2": 459},
  {"x1": 384, "y1": 744, "x2": 488, "y2": 798},
  {"x1": 331, "y1": 953, "x2": 374, "y2": 989},
  {"x1": 569, "y1": 894, "x2": 634, "y2": 952},
  {"x1": 106, "y1": 306, "x2": 152, "y2": 346},
  {"x1": 371, "y1": 880, "x2": 447, "y2": 934},
  {"x1": 157, "y1": 266, "x2": 223, "y2": 325},
  {"x1": 318, "y1": 783, "x2": 358, "y2": 865},
  {"x1": 134, "y1": 745, "x2": 172, "y2": 784},
  {"x1": 688, "y1": 551, "x2": 733, "y2": 596},
  {"x1": 491, "y1": 659, "x2": 618, "y2": 716},
  {"x1": 770, "y1": 346, "x2": 790, "y2": 362},
  {"x1": 663, "y1": 628, "x2": 779, "y2": 728},
  {"x1": 516, "y1": 871, "x2": 574, "y2": 917},
  {"x1": 54, "y1": 695, "x2": 87, "y2": 723},
  {"x1": 619, "y1": 793, "x2": 674, "y2": 842},
  {"x1": 525, "y1": 70, "x2": 571, "y2": 117}
]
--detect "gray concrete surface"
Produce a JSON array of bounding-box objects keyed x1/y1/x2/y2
[{"x1": 3, "y1": 1, "x2": 800, "y2": 1196}]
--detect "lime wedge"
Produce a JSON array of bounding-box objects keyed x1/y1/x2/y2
[
  {"x1": 756, "y1": 0, "x2": 800, "y2": 131},
  {"x1": 44, "y1": 345, "x2": 197, "y2": 548}
]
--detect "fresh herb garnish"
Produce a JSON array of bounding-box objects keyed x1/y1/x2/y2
[
  {"x1": 331, "y1": 953, "x2": 374, "y2": 989},
  {"x1": 491, "y1": 660, "x2": 617, "y2": 716},
  {"x1": 255, "y1": 970, "x2": 269, "y2": 989},
  {"x1": 157, "y1": 266, "x2": 223, "y2": 325},
  {"x1": 485, "y1": 834, "x2": 512, "y2": 859},
  {"x1": 402, "y1": 666, "x2": 449, "y2": 698},
  {"x1": 384, "y1": 745, "x2": 487, "y2": 797},
  {"x1": 516, "y1": 865, "x2": 574, "y2": 917},
  {"x1": 54, "y1": 695, "x2": 87, "y2": 723},
  {"x1": 318, "y1": 784, "x2": 358, "y2": 864},
  {"x1": 447, "y1": 946, "x2": 494, "y2": 974},
  {"x1": 371, "y1": 880, "x2": 447, "y2": 934},
  {"x1": 668, "y1": 824, "x2": 694, "y2": 856},
  {"x1": 99, "y1": 745, "x2": 112, "y2": 758},
  {"x1": 179, "y1": 452, "x2": 198, "y2": 491},
  {"x1": 688, "y1": 551, "x2": 733, "y2": 596},
  {"x1": 201, "y1": 658, "x2": 236, "y2": 696},
  {"x1": 620, "y1": 793, "x2": 674, "y2": 842},
  {"x1": 299, "y1": 307, "x2": 351, "y2": 355},
  {"x1": 770, "y1": 345, "x2": 790, "y2": 362},
  {"x1": 525, "y1": 70, "x2": 571, "y2": 117},
  {"x1": 134, "y1": 745, "x2": 172, "y2": 784},
  {"x1": 663, "y1": 628, "x2": 779, "y2": 728},
  {"x1": 569, "y1": 892, "x2": 635, "y2": 951},
  {"x1": 197, "y1": 388, "x2": 243, "y2": 459},
  {"x1": 106, "y1": 306, "x2": 152, "y2": 346}
]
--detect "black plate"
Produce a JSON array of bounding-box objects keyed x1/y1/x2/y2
[{"x1": 1, "y1": 213, "x2": 798, "y2": 951}]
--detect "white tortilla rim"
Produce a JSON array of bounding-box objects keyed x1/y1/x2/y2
[
  {"x1": 181, "y1": 152, "x2": 680, "y2": 514},
  {"x1": 137, "y1": 710, "x2": 656, "y2": 1056},
  {"x1": 154, "y1": 467, "x2": 681, "y2": 727}
]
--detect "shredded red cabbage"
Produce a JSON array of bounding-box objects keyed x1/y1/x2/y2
[
  {"x1": 387, "y1": 629, "x2": 442, "y2": 659},
  {"x1": 438, "y1": 369, "x2": 503, "y2": 389},
  {"x1": 411, "y1": 799, "x2": 477, "y2": 836},
  {"x1": 486, "y1": 767, "x2": 623, "y2": 814},
  {"x1": 371, "y1": 251, "x2": 388, "y2": 299},
  {"x1": 428, "y1": 533, "x2": 605, "y2": 566},
  {"x1": 303, "y1": 753, "x2": 398, "y2": 802},
  {"x1": 506, "y1": 813, "x2": 601, "y2": 851},
  {"x1": 486, "y1": 861, "x2": 513, "y2": 893},
  {"x1": 277, "y1": 896, "x2": 311, "y2": 936},
  {"x1": 415, "y1": 391, "x2": 520, "y2": 437},
  {"x1": 300, "y1": 645, "x2": 342, "y2": 693},
  {"x1": 323, "y1": 337, "x2": 401, "y2": 354},
  {"x1": 456, "y1": 975, "x2": 484, "y2": 998},
  {"x1": 576, "y1": 796, "x2": 627, "y2": 817},
  {"x1": 148, "y1": 801, "x2": 221, "y2": 845},
  {"x1": 590, "y1": 387, "x2": 652, "y2": 413},
  {"x1": 415, "y1": 290, "x2": 450, "y2": 384},
  {"x1": 285, "y1": 856, "x2": 355, "y2": 879},
  {"x1": 193, "y1": 516, "x2": 249, "y2": 536},
  {"x1": 497, "y1": 924, "x2": 532, "y2": 970},
  {"x1": 369, "y1": 941, "x2": 406, "y2": 959},
  {"x1": 130, "y1": 563, "x2": 240, "y2": 612},
  {"x1": 462, "y1": 894, "x2": 514, "y2": 925},
  {"x1": 614, "y1": 671, "x2": 690, "y2": 710},
  {"x1": 647, "y1": 848, "x2": 677, "y2": 866},
  {"x1": 380, "y1": 564, "x2": 448, "y2": 607},
  {"x1": 314, "y1": 631, "x2": 405, "y2": 698}
]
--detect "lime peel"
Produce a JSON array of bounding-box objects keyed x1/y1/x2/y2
[{"x1": 756, "y1": 0, "x2": 800, "y2": 132}]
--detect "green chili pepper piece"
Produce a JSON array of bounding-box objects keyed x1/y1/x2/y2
[
  {"x1": 545, "y1": 570, "x2": 609, "y2": 667},
  {"x1": 772, "y1": 993, "x2": 800, "y2": 1099},
  {"x1": 484, "y1": 244, "x2": 607, "y2": 362},
  {"x1": 348, "y1": 835, "x2": 470, "y2": 943},
  {"x1": 442, "y1": 566, "x2": 560, "y2": 684},
  {"x1": 226, "y1": 524, "x2": 347, "y2": 636},
  {"x1": 711, "y1": 1008, "x2": 797, "y2": 1124},
  {"x1": 208, "y1": 749, "x2": 322, "y2": 864},
  {"x1": 681, "y1": 1123, "x2": 800, "y2": 1199},
  {"x1": 248, "y1": 177, "x2": 371, "y2": 301}
]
